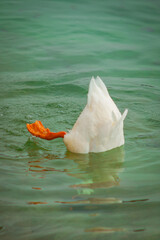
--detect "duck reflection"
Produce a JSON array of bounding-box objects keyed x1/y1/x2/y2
[
  {"x1": 24, "y1": 138, "x2": 50, "y2": 158},
  {"x1": 25, "y1": 138, "x2": 124, "y2": 204},
  {"x1": 64, "y1": 147, "x2": 124, "y2": 199},
  {"x1": 25, "y1": 138, "x2": 64, "y2": 178}
]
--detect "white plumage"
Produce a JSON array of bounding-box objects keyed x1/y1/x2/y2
[{"x1": 63, "y1": 76, "x2": 128, "y2": 154}]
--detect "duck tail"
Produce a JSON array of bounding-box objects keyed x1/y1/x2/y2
[{"x1": 121, "y1": 109, "x2": 128, "y2": 121}]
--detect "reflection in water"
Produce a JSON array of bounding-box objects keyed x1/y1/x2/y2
[
  {"x1": 32, "y1": 187, "x2": 41, "y2": 190},
  {"x1": 63, "y1": 147, "x2": 124, "y2": 203},
  {"x1": 133, "y1": 229, "x2": 145, "y2": 232},
  {"x1": 28, "y1": 166, "x2": 65, "y2": 173},
  {"x1": 85, "y1": 227, "x2": 125, "y2": 233},
  {"x1": 25, "y1": 138, "x2": 124, "y2": 191},
  {"x1": 24, "y1": 138, "x2": 68, "y2": 206},
  {"x1": 55, "y1": 197, "x2": 121, "y2": 204},
  {"x1": 84, "y1": 227, "x2": 145, "y2": 233},
  {"x1": 24, "y1": 138, "x2": 49, "y2": 157},
  {"x1": 23, "y1": 139, "x2": 147, "y2": 234},
  {"x1": 25, "y1": 138, "x2": 65, "y2": 178},
  {"x1": 25, "y1": 138, "x2": 124, "y2": 206},
  {"x1": 28, "y1": 201, "x2": 48, "y2": 205},
  {"x1": 124, "y1": 199, "x2": 149, "y2": 203}
]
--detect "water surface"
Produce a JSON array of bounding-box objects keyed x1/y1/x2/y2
[{"x1": 0, "y1": 0, "x2": 160, "y2": 239}]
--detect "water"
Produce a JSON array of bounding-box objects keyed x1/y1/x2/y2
[{"x1": 0, "y1": 0, "x2": 160, "y2": 239}]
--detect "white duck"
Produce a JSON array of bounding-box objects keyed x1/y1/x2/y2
[{"x1": 27, "y1": 77, "x2": 128, "y2": 154}]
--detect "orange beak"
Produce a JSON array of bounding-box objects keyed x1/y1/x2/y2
[{"x1": 26, "y1": 120, "x2": 66, "y2": 140}]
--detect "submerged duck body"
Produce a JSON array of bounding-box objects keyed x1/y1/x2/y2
[{"x1": 27, "y1": 77, "x2": 128, "y2": 154}]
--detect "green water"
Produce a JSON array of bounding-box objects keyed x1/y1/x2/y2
[{"x1": 0, "y1": 0, "x2": 160, "y2": 239}]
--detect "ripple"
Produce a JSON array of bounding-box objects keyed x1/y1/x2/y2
[
  {"x1": 85, "y1": 227, "x2": 125, "y2": 233},
  {"x1": 28, "y1": 201, "x2": 48, "y2": 205},
  {"x1": 55, "y1": 197, "x2": 122, "y2": 205}
]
